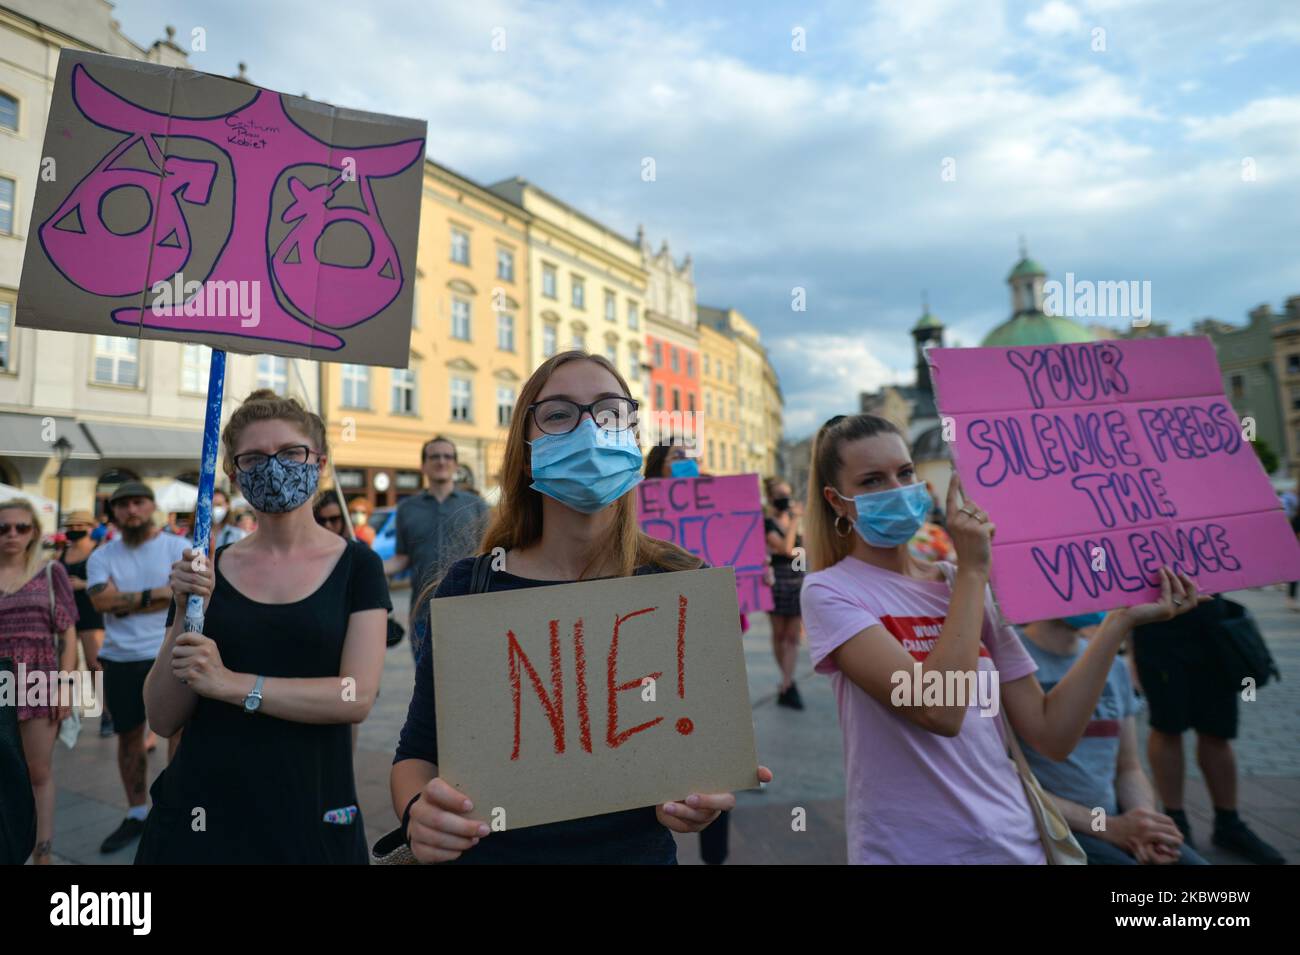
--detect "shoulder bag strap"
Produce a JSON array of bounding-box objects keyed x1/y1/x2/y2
[{"x1": 469, "y1": 552, "x2": 493, "y2": 595}]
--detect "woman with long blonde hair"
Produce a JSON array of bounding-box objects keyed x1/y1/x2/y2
[
  {"x1": 799, "y1": 413, "x2": 1204, "y2": 864},
  {"x1": 0, "y1": 498, "x2": 79, "y2": 863},
  {"x1": 389, "y1": 351, "x2": 771, "y2": 863}
]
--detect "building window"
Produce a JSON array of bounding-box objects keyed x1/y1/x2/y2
[
  {"x1": 0, "y1": 300, "x2": 12, "y2": 371},
  {"x1": 543, "y1": 324, "x2": 558, "y2": 357},
  {"x1": 705, "y1": 391, "x2": 712, "y2": 416},
  {"x1": 342, "y1": 364, "x2": 370, "y2": 408},
  {"x1": 655, "y1": 384, "x2": 665, "y2": 410},
  {"x1": 704, "y1": 354, "x2": 710, "y2": 376},
  {"x1": 497, "y1": 385, "x2": 515, "y2": 427},
  {"x1": 1230, "y1": 375, "x2": 1245, "y2": 400},
  {"x1": 571, "y1": 328, "x2": 586, "y2": 351},
  {"x1": 1292, "y1": 385, "x2": 1300, "y2": 411},
  {"x1": 0, "y1": 93, "x2": 16, "y2": 132},
  {"x1": 1289, "y1": 354, "x2": 1300, "y2": 375},
  {"x1": 497, "y1": 312, "x2": 515, "y2": 351},
  {"x1": 392, "y1": 367, "x2": 418, "y2": 414},
  {"x1": 451, "y1": 377, "x2": 472, "y2": 422},
  {"x1": 628, "y1": 346, "x2": 641, "y2": 381},
  {"x1": 93, "y1": 335, "x2": 138, "y2": 387},
  {"x1": 571, "y1": 276, "x2": 585, "y2": 309},
  {"x1": 497, "y1": 248, "x2": 514, "y2": 282},
  {"x1": 257, "y1": 355, "x2": 288, "y2": 394},
  {"x1": 670, "y1": 347, "x2": 679, "y2": 373},
  {"x1": 686, "y1": 354, "x2": 694, "y2": 378},
  {"x1": 452, "y1": 297, "x2": 471, "y2": 341},
  {"x1": 450, "y1": 228, "x2": 470, "y2": 265},
  {"x1": 653, "y1": 341, "x2": 663, "y2": 367},
  {"x1": 708, "y1": 439, "x2": 715, "y2": 469},
  {"x1": 605, "y1": 340, "x2": 617, "y2": 365},
  {"x1": 628, "y1": 301, "x2": 639, "y2": 329},
  {"x1": 672, "y1": 388, "x2": 681, "y2": 412},
  {"x1": 0, "y1": 177, "x2": 14, "y2": 235},
  {"x1": 688, "y1": 393, "x2": 696, "y2": 414},
  {"x1": 542, "y1": 263, "x2": 557, "y2": 299},
  {"x1": 605, "y1": 290, "x2": 616, "y2": 322},
  {"x1": 181, "y1": 343, "x2": 211, "y2": 394}
]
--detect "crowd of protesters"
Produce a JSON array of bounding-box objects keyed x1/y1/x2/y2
[{"x1": 0, "y1": 352, "x2": 1291, "y2": 866}]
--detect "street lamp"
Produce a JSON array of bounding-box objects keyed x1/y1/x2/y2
[{"x1": 52, "y1": 436, "x2": 72, "y2": 530}]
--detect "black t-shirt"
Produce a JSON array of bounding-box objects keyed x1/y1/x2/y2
[
  {"x1": 765, "y1": 515, "x2": 801, "y2": 566},
  {"x1": 136, "y1": 538, "x2": 391, "y2": 865},
  {"x1": 395, "y1": 556, "x2": 681, "y2": 864}
]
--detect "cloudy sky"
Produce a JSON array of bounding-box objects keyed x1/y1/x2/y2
[{"x1": 112, "y1": 0, "x2": 1300, "y2": 438}]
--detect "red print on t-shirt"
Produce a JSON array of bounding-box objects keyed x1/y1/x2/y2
[{"x1": 879, "y1": 615, "x2": 991, "y2": 662}]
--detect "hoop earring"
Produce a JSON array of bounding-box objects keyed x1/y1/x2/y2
[{"x1": 834, "y1": 514, "x2": 853, "y2": 538}]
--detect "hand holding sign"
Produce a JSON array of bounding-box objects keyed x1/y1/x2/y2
[
  {"x1": 944, "y1": 473, "x2": 995, "y2": 573},
  {"x1": 657, "y1": 765, "x2": 774, "y2": 834},
  {"x1": 1115, "y1": 566, "x2": 1210, "y2": 628},
  {"x1": 406, "y1": 777, "x2": 489, "y2": 864}
]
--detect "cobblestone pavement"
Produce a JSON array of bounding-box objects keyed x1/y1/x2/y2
[{"x1": 40, "y1": 582, "x2": 1298, "y2": 865}]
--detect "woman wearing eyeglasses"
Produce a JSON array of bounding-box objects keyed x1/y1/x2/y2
[
  {"x1": 387, "y1": 351, "x2": 772, "y2": 864},
  {"x1": 137, "y1": 390, "x2": 390, "y2": 864},
  {"x1": 0, "y1": 498, "x2": 79, "y2": 863},
  {"x1": 800, "y1": 413, "x2": 1206, "y2": 864}
]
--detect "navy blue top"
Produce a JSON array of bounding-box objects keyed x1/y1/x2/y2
[{"x1": 395, "y1": 556, "x2": 681, "y2": 864}]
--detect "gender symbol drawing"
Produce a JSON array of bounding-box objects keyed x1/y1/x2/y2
[{"x1": 26, "y1": 55, "x2": 425, "y2": 360}]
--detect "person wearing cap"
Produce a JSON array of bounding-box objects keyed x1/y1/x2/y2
[
  {"x1": 86, "y1": 481, "x2": 190, "y2": 856},
  {"x1": 58, "y1": 510, "x2": 110, "y2": 734}
]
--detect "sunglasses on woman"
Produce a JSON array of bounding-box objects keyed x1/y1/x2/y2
[{"x1": 0, "y1": 522, "x2": 34, "y2": 536}]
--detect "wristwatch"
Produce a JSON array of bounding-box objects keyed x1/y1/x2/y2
[{"x1": 243, "y1": 675, "x2": 265, "y2": 714}]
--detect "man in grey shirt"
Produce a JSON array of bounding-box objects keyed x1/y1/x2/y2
[{"x1": 384, "y1": 436, "x2": 489, "y2": 656}]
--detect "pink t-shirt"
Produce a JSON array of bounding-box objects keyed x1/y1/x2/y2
[{"x1": 801, "y1": 556, "x2": 1045, "y2": 865}]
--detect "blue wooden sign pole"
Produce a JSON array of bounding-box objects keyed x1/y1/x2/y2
[{"x1": 185, "y1": 347, "x2": 227, "y2": 634}]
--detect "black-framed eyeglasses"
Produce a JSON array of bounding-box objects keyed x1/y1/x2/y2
[
  {"x1": 233, "y1": 445, "x2": 318, "y2": 474},
  {"x1": 528, "y1": 397, "x2": 638, "y2": 436}
]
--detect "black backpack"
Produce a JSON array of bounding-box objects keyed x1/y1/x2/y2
[{"x1": 1213, "y1": 597, "x2": 1281, "y2": 690}]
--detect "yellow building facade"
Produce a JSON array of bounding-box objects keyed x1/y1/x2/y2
[
  {"x1": 486, "y1": 178, "x2": 649, "y2": 412},
  {"x1": 697, "y1": 318, "x2": 739, "y2": 475},
  {"x1": 322, "y1": 161, "x2": 532, "y2": 507}
]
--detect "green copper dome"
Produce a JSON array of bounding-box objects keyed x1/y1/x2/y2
[
  {"x1": 913, "y1": 311, "x2": 942, "y2": 330},
  {"x1": 980, "y1": 313, "x2": 1096, "y2": 348},
  {"x1": 1007, "y1": 257, "x2": 1046, "y2": 280}
]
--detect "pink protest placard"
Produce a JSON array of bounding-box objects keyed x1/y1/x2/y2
[
  {"x1": 928, "y1": 337, "x2": 1300, "y2": 622},
  {"x1": 637, "y1": 474, "x2": 775, "y2": 614},
  {"x1": 17, "y1": 50, "x2": 425, "y2": 368}
]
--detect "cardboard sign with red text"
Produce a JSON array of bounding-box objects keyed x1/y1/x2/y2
[
  {"x1": 928, "y1": 337, "x2": 1300, "y2": 622},
  {"x1": 430, "y1": 567, "x2": 759, "y2": 831},
  {"x1": 636, "y1": 473, "x2": 774, "y2": 614}
]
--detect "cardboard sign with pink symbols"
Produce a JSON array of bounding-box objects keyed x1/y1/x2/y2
[
  {"x1": 928, "y1": 337, "x2": 1300, "y2": 623},
  {"x1": 17, "y1": 50, "x2": 426, "y2": 367}
]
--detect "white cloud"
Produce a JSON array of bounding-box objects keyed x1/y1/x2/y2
[{"x1": 1027, "y1": 1, "x2": 1084, "y2": 36}]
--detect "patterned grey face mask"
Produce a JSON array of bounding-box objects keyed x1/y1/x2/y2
[{"x1": 239, "y1": 457, "x2": 320, "y2": 514}]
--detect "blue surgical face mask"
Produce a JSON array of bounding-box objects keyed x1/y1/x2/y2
[
  {"x1": 1061, "y1": 612, "x2": 1105, "y2": 630},
  {"x1": 670, "y1": 458, "x2": 700, "y2": 478},
  {"x1": 835, "y1": 481, "x2": 931, "y2": 547},
  {"x1": 530, "y1": 418, "x2": 643, "y2": 514},
  {"x1": 239, "y1": 457, "x2": 320, "y2": 514}
]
